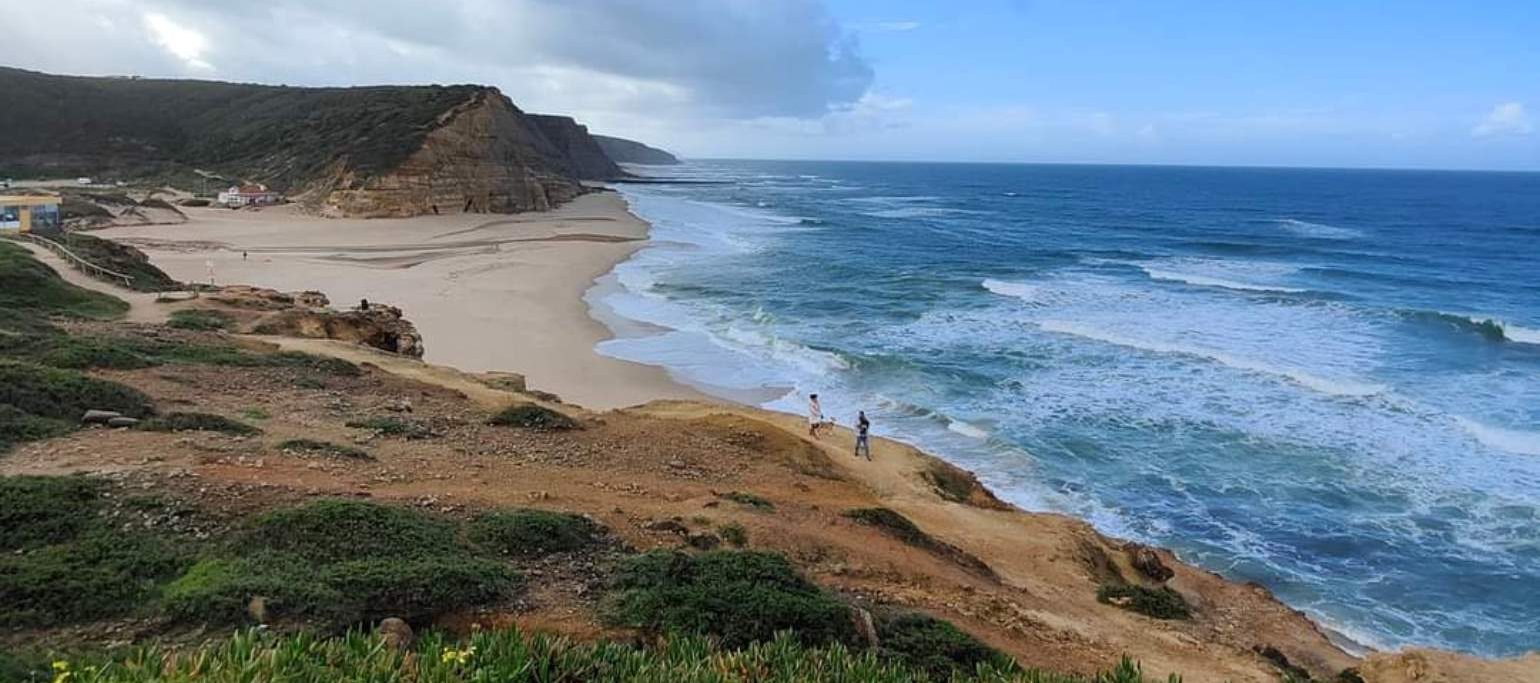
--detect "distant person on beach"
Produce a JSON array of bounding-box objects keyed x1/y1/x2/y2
[
  {"x1": 808, "y1": 394, "x2": 824, "y2": 439},
  {"x1": 359, "y1": 298, "x2": 370, "y2": 311},
  {"x1": 241, "y1": 251, "x2": 247, "y2": 261},
  {"x1": 855, "y1": 411, "x2": 871, "y2": 460}
]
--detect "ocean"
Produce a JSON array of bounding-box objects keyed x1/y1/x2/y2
[{"x1": 589, "y1": 160, "x2": 1540, "y2": 657}]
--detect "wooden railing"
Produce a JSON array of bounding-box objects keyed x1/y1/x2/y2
[{"x1": 4, "y1": 232, "x2": 136, "y2": 288}]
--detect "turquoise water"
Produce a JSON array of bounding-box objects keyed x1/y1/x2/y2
[{"x1": 591, "y1": 161, "x2": 1540, "y2": 656}]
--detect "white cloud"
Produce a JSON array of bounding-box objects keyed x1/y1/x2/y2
[
  {"x1": 1472, "y1": 102, "x2": 1532, "y2": 137},
  {"x1": 1, "y1": 0, "x2": 873, "y2": 123},
  {"x1": 142, "y1": 12, "x2": 212, "y2": 71}
]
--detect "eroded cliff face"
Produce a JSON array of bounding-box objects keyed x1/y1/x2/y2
[
  {"x1": 529, "y1": 114, "x2": 624, "y2": 180},
  {"x1": 308, "y1": 90, "x2": 587, "y2": 218}
]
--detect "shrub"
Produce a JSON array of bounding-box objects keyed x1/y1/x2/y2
[
  {"x1": 0, "y1": 360, "x2": 154, "y2": 421},
  {"x1": 876, "y1": 611, "x2": 1015, "y2": 680},
  {"x1": 719, "y1": 522, "x2": 748, "y2": 547},
  {"x1": 468, "y1": 509, "x2": 598, "y2": 557},
  {"x1": 1096, "y1": 584, "x2": 1191, "y2": 620},
  {"x1": 276, "y1": 438, "x2": 370, "y2": 460},
  {"x1": 605, "y1": 550, "x2": 854, "y2": 649},
  {"x1": 0, "y1": 476, "x2": 190, "y2": 627},
  {"x1": 139, "y1": 412, "x2": 259, "y2": 435},
  {"x1": 165, "y1": 500, "x2": 521, "y2": 627},
  {"x1": 167, "y1": 309, "x2": 235, "y2": 331},
  {"x1": 0, "y1": 476, "x2": 102, "y2": 551},
  {"x1": 346, "y1": 415, "x2": 435, "y2": 439},
  {"x1": 719, "y1": 490, "x2": 774, "y2": 510},
  {"x1": 0, "y1": 405, "x2": 71, "y2": 453},
  {"x1": 843, "y1": 507, "x2": 997, "y2": 580},
  {"x1": 488, "y1": 404, "x2": 578, "y2": 431}
]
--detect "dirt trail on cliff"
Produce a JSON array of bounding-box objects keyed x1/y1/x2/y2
[{"x1": 13, "y1": 241, "x2": 174, "y2": 324}]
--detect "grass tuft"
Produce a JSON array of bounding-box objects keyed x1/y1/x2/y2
[
  {"x1": 346, "y1": 415, "x2": 436, "y2": 439},
  {"x1": 138, "y1": 412, "x2": 260, "y2": 436},
  {"x1": 488, "y1": 404, "x2": 579, "y2": 431},
  {"x1": 719, "y1": 521, "x2": 748, "y2": 547},
  {"x1": 1096, "y1": 584, "x2": 1191, "y2": 620},
  {"x1": 166, "y1": 308, "x2": 235, "y2": 331},
  {"x1": 276, "y1": 438, "x2": 371, "y2": 460},
  {"x1": 719, "y1": 490, "x2": 774, "y2": 510}
]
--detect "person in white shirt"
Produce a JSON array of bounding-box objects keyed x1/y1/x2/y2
[{"x1": 808, "y1": 394, "x2": 824, "y2": 439}]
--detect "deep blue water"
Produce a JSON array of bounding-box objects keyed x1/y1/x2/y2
[{"x1": 591, "y1": 161, "x2": 1540, "y2": 657}]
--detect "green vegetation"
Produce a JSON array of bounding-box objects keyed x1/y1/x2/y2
[
  {"x1": 43, "y1": 627, "x2": 1181, "y2": 683},
  {"x1": 276, "y1": 438, "x2": 370, "y2": 460},
  {"x1": 0, "y1": 241, "x2": 127, "y2": 321},
  {"x1": 843, "y1": 507, "x2": 997, "y2": 579},
  {"x1": 240, "y1": 407, "x2": 271, "y2": 421},
  {"x1": 0, "y1": 405, "x2": 72, "y2": 453},
  {"x1": 488, "y1": 403, "x2": 579, "y2": 431},
  {"x1": 1096, "y1": 584, "x2": 1191, "y2": 621},
  {"x1": 138, "y1": 412, "x2": 259, "y2": 436},
  {"x1": 166, "y1": 308, "x2": 234, "y2": 330},
  {"x1": 346, "y1": 415, "x2": 436, "y2": 439},
  {"x1": 164, "y1": 500, "x2": 520, "y2": 627},
  {"x1": 0, "y1": 476, "x2": 190, "y2": 627},
  {"x1": 719, "y1": 521, "x2": 748, "y2": 547},
  {"x1": 605, "y1": 550, "x2": 854, "y2": 649},
  {"x1": 0, "y1": 361, "x2": 154, "y2": 451},
  {"x1": 0, "y1": 66, "x2": 487, "y2": 190},
  {"x1": 877, "y1": 611, "x2": 1016, "y2": 681},
  {"x1": 719, "y1": 490, "x2": 774, "y2": 510},
  {"x1": 924, "y1": 461, "x2": 981, "y2": 505},
  {"x1": 60, "y1": 233, "x2": 179, "y2": 292},
  {"x1": 468, "y1": 509, "x2": 599, "y2": 557}
]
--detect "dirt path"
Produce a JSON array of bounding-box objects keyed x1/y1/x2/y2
[{"x1": 16, "y1": 241, "x2": 175, "y2": 324}]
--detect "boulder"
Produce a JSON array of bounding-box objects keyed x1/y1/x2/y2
[
  {"x1": 1126, "y1": 543, "x2": 1175, "y2": 583},
  {"x1": 378, "y1": 617, "x2": 415, "y2": 650},
  {"x1": 82, "y1": 409, "x2": 122, "y2": 424},
  {"x1": 642, "y1": 518, "x2": 689, "y2": 535},
  {"x1": 106, "y1": 416, "x2": 141, "y2": 428}
]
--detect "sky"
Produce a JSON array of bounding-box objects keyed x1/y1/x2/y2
[{"x1": 2, "y1": 0, "x2": 1537, "y2": 170}]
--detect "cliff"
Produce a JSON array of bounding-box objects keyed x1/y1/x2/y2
[
  {"x1": 529, "y1": 114, "x2": 625, "y2": 180},
  {"x1": 0, "y1": 68, "x2": 614, "y2": 217},
  {"x1": 594, "y1": 134, "x2": 682, "y2": 165}
]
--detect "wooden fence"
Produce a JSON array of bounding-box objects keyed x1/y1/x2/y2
[{"x1": 3, "y1": 232, "x2": 136, "y2": 288}]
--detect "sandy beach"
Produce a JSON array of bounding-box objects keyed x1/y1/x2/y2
[{"x1": 102, "y1": 192, "x2": 708, "y2": 410}]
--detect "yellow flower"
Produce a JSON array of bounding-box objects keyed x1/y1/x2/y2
[
  {"x1": 51, "y1": 660, "x2": 72, "y2": 683},
  {"x1": 439, "y1": 646, "x2": 475, "y2": 666}
]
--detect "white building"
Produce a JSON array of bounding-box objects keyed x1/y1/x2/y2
[{"x1": 217, "y1": 184, "x2": 281, "y2": 207}]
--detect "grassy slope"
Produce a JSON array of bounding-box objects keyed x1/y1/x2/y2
[{"x1": 0, "y1": 66, "x2": 481, "y2": 190}]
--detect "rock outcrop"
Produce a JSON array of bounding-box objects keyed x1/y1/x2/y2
[
  {"x1": 529, "y1": 115, "x2": 625, "y2": 180},
  {"x1": 195, "y1": 285, "x2": 424, "y2": 357},
  {"x1": 249, "y1": 303, "x2": 424, "y2": 357},
  {"x1": 594, "y1": 135, "x2": 681, "y2": 165},
  {"x1": 311, "y1": 91, "x2": 586, "y2": 218}
]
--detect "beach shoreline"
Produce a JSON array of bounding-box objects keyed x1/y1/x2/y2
[{"x1": 102, "y1": 191, "x2": 712, "y2": 410}]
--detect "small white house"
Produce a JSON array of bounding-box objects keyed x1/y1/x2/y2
[{"x1": 217, "y1": 184, "x2": 282, "y2": 208}]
